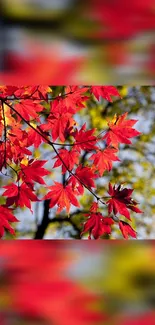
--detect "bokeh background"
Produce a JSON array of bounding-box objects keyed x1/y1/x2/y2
[
  {"x1": 1, "y1": 0, "x2": 155, "y2": 84},
  {"x1": 0, "y1": 86, "x2": 155, "y2": 239},
  {"x1": 0, "y1": 241, "x2": 155, "y2": 325}
]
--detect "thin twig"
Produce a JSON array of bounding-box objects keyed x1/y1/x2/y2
[
  {"x1": 1, "y1": 101, "x2": 7, "y2": 168},
  {"x1": 0, "y1": 90, "x2": 76, "y2": 102}
]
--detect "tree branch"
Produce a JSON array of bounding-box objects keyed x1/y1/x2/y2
[
  {"x1": 1, "y1": 100, "x2": 7, "y2": 168},
  {"x1": 34, "y1": 205, "x2": 86, "y2": 239},
  {"x1": 34, "y1": 199, "x2": 50, "y2": 239}
]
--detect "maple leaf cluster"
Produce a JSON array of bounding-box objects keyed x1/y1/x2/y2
[{"x1": 0, "y1": 85, "x2": 142, "y2": 239}]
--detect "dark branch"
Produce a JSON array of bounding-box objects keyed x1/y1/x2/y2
[
  {"x1": 34, "y1": 199, "x2": 50, "y2": 239},
  {"x1": 34, "y1": 204, "x2": 85, "y2": 239}
]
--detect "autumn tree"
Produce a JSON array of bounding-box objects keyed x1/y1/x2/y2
[{"x1": 0, "y1": 85, "x2": 143, "y2": 239}]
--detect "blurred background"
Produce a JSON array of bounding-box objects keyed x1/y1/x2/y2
[
  {"x1": 0, "y1": 85, "x2": 155, "y2": 239},
  {"x1": 0, "y1": 241, "x2": 155, "y2": 324},
  {"x1": 1, "y1": 0, "x2": 155, "y2": 84}
]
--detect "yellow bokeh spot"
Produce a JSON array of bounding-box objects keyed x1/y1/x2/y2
[
  {"x1": 34, "y1": 149, "x2": 41, "y2": 159},
  {"x1": 119, "y1": 86, "x2": 128, "y2": 98}
]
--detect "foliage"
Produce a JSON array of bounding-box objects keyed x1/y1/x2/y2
[{"x1": 0, "y1": 85, "x2": 142, "y2": 239}]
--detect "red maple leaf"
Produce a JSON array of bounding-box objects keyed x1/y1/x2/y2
[
  {"x1": 3, "y1": 183, "x2": 38, "y2": 211},
  {"x1": 43, "y1": 182, "x2": 80, "y2": 213},
  {"x1": 4, "y1": 141, "x2": 32, "y2": 165},
  {"x1": 0, "y1": 86, "x2": 19, "y2": 98},
  {"x1": 0, "y1": 206, "x2": 19, "y2": 238},
  {"x1": 41, "y1": 100, "x2": 76, "y2": 142},
  {"x1": 19, "y1": 160, "x2": 50, "y2": 185},
  {"x1": 27, "y1": 126, "x2": 46, "y2": 148},
  {"x1": 68, "y1": 165, "x2": 97, "y2": 195},
  {"x1": 107, "y1": 183, "x2": 143, "y2": 220},
  {"x1": 63, "y1": 86, "x2": 89, "y2": 112},
  {"x1": 91, "y1": 86, "x2": 121, "y2": 102},
  {"x1": 103, "y1": 112, "x2": 141, "y2": 148},
  {"x1": 73, "y1": 124, "x2": 97, "y2": 152},
  {"x1": 81, "y1": 212, "x2": 114, "y2": 239},
  {"x1": 90, "y1": 147, "x2": 120, "y2": 176},
  {"x1": 15, "y1": 99, "x2": 44, "y2": 121},
  {"x1": 36, "y1": 85, "x2": 52, "y2": 99},
  {"x1": 27, "y1": 85, "x2": 51, "y2": 100},
  {"x1": 119, "y1": 220, "x2": 137, "y2": 239},
  {"x1": 53, "y1": 149, "x2": 80, "y2": 174},
  {"x1": 8, "y1": 121, "x2": 28, "y2": 143},
  {"x1": 8, "y1": 85, "x2": 51, "y2": 100},
  {"x1": 90, "y1": 202, "x2": 99, "y2": 213}
]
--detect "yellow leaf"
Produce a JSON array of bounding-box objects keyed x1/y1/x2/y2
[{"x1": 20, "y1": 157, "x2": 29, "y2": 166}]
